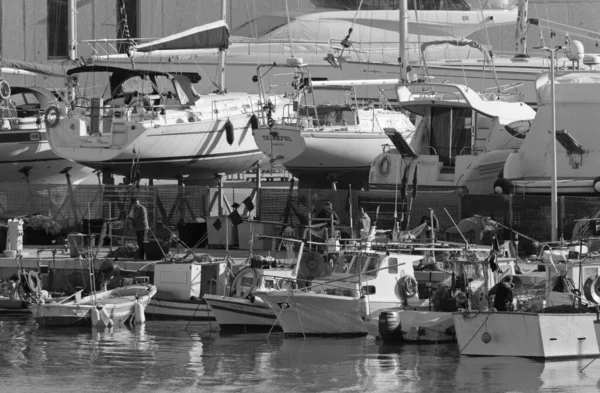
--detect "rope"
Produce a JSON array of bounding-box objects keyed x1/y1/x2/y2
[
  {"x1": 267, "y1": 289, "x2": 295, "y2": 339},
  {"x1": 293, "y1": 290, "x2": 306, "y2": 339},
  {"x1": 458, "y1": 311, "x2": 489, "y2": 354}
]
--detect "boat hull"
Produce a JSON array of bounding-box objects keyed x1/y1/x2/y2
[
  {"x1": 453, "y1": 311, "x2": 600, "y2": 358},
  {"x1": 0, "y1": 298, "x2": 30, "y2": 316},
  {"x1": 204, "y1": 294, "x2": 281, "y2": 333},
  {"x1": 379, "y1": 310, "x2": 455, "y2": 343},
  {"x1": 145, "y1": 297, "x2": 214, "y2": 322}
]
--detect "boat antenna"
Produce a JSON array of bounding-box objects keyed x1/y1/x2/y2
[
  {"x1": 283, "y1": 0, "x2": 295, "y2": 59},
  {"x1": 117, "y1": 0, "x2": 136, "y2": 70}
]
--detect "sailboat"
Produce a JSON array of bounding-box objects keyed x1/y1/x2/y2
[
  {"x1": 0, "y1": 64, "x2": 94, "y2": 184},
  {"x1": 45, "y1": 18, "x2": 291, "y2": 185},
  {"x1": 253, "y1": 62, "x2": 415, "y2": 189}
]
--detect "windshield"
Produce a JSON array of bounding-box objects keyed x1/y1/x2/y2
[
  {"x1": 334, "y1": 254, "x2": 355, "y2": 273},
  {"x1": 309, "y1": 0, "x2": 517, "y2": 10}
]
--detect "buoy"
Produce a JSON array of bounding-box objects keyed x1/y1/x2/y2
[
  {"x1": 99, "y1": 306, "x2": 114, "y2": 327},
  {"x1": 593, "y1": 177, "x2": 600, "y2": 194},
  {"x1": 481, "y1": 331, "x2": 492, "y2": 344},
  {"x1": 91, "y1": 308, "x2": 101, "y2": 327},
  {"x1": 0, "y1": 79, "x2": 10, "y2": 100},
  {"x1": 224, "y1": 120, "x2": 234, "y2": 145},
  {"x1": 134, "y1": 300, "x2": 146, "y2": 324},
  {"x1": 493, "y1": 178, "x2": 512, "y2": 194},
  {"x1": 357, "y1": 295, "x2": 370, "y2": 319},
  {"x1": 43, "y1": 106, "x2": 61, "y2": 128}
]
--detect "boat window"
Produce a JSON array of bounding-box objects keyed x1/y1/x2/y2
[
  {"x1": 121, "y1": 76, "x2": 155, "y2": 95},
  {"x1": 388, "y1": 257, "x2": 398, "y2": 274},
  {"x1": 263, "y1": 278, "x2": 275, "y2": 290},
  {"x1": 429, "y1": 107, "x2": 472, "y2": 166},
  {"x1": 334, "y1": 254, "x2": 355, "y2": 273},
  {"x1": 349, "y1": 256, "x2": 368, "y2": 275},
  {"x1": 363, "y1": 257, "x2": 380, "y2": 276}
]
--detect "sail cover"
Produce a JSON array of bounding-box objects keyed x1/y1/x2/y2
[
  {"x1": 133, "y1": 20, "x2": 229, "y2": 53},
  {"x1": 1, "y1": 57, "x2": 69, "y2": 78}
]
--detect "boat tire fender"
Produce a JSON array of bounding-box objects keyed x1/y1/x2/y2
[
  {"x1": 249, "y1": 114, "x2": 259, "y2": 130},
  {"x1": 43, "y1": 106, "x2": 61, "y2": 128},
  {"x1": 493, "y1": 178, "x2": 512, "y2": 195},
  {"x1": 401, "y1": 275, "x2": 417, "y2": 298},
  {"x1": 0, "y1": 79, "x2": 10, "y2": 100},
  {"x1": 593, "y1": 177, "x2": 600, "y2": 194},
  {"x1": 379, "y1": 156, "x2": 391, "y2": 177},
  {"x1": 224, "y1": 120, "x2": 234, "y2": 145}
]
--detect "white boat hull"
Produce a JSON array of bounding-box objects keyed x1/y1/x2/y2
[
  {"x1": 203, "y1": 294, "x2": 280, "y2": 332},
  {"x1": 379, "y1": 310, "x2": 455, "y2": 343},
  {"x1": 503, "y1": 178, "x2": 597, "y2": 195},
  {"x1": 453, "y1": 311, "x2": 600, "y2": 358}
]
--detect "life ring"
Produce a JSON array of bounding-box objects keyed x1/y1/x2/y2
[
  {"x1": 43, "y1": 106, "x2": 61, "y2": 128},
  {"x1": 400, "y1": 275, "x2": 417, "y2": 298},
  {"x1": 379, "y1": 155, "x2": 391, "y2": 177},
  {"x1": 593, "y1": 176, "x2": 600, "y2": 194},
  {"x1": 0, "y1": 79, "x2": 10, "y2": 100},
  {"x1": 224, "y1": 119, "x2": 234, "y2": 145},
  {"x1": 249, "y1": 114, "x2": 259, "y2": 130},
  {"x1": 27, "y1": 271, "x2": 41, "y2": 294}
]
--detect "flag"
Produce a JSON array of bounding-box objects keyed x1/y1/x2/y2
[
  {"x1": 212, "y1": 217, "x2": 222, "y2": 231},
  {"x1": 229, "y1": 210, "x2": 243, "y2": 226},
  {"x1": 242, "y1": 196, "x2": 255, "y2": 212},
  {"x1": 412, "y1": 165, "x2": 418, "y2": 199}
]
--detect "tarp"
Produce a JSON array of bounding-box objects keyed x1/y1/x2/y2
[
  {"x1": 133, "y1": 20, "x2": 229, "y2": 53},
  {"x1": 536, "y1": 72, "x2": 600, "y2": 105}
]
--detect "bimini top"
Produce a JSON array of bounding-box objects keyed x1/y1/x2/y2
[
  {"x1": 536, "y1": 72, "x2": 600, "y2": 105},
  {"x1": 67, "y1": 65, "x2": 201, "y2": 105}
]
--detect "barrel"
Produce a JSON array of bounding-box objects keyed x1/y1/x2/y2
[{"x1": 378, "y1": 311, "x2": 403, "y2": 341}]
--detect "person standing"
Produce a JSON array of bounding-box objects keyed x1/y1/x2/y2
[
  {"x1": 354, "y1": 206, "x2": 371, "y2": 238},
  {"x1": 129, "y1": 196, "x2": 149, "y2": 260}
]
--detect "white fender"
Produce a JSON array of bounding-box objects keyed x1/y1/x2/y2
[
  {"x1": 91, "y1": 308, "x2": 101, "y2": 327},
  {"x1": 99, "y1": 306, "x2": 114, "y2": 327},
  {"x1": 134, "y1": 300, "x2": 146, "y2": 324},
  {"x1": 357, "y1": 296, "x2": 370, "y2": 319}
]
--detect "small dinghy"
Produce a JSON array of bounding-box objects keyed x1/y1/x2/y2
[{"x1": 29, "y1": 284, "x2": 157, "y2": 328}]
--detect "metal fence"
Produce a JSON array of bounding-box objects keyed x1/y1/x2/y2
[{"x1": 2, "y1": 182, "x2": 600, "y2": 242}]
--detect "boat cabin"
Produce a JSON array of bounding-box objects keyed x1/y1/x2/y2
[
  {"x1": 230, "y1": 267, "x2": 298, "y2": 299},
  {"x1": 1, "y1": 87, "x2": 58, "y2": 131},
  {"x1": 309, "y1": 249, "x2": 424, "y2": 308}
]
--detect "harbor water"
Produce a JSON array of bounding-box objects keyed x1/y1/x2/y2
[{"x1": 2, "y1": 318, "x2": 600, "y2": 392}]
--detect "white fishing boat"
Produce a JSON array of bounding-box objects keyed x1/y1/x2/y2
[
  {"x1": 29, "y1": 284, "x2": 157, "y2": 327},
  {"x1": 494, "y1": 72, "x2": 600, "y2": 195},
  {"x1": 368, "y1": 38, "x2": 536, "y2": 194},
  {"x1": 46, "y1": 21, "x2": 290, "y2": 185},
  {"x1": 258, "y1": 248, "x2": 425, "y2": 336},
  {"x1": 253, "y1": 63, "x2": 414, "y2": 188}
]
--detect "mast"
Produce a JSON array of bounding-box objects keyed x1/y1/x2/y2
[
  {"x1": 217, "y1": 0, "x2": 227, "y2": 93},
  {"x1": 398, "y1": 0, "x2": 408, "y2": 81},
  {"x1": 515, "y1": 0, "x2": 529, "y2": 56},
  {"x1": 549, "y1": 52, "x2": 558, "y2": 241},
  {"x1": 68, "y1": 0, "x2": 77, "y2": 61}
]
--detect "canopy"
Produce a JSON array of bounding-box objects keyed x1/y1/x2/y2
[{"x1": 133, "y1": 20, "x2": 229, "y2": 53}]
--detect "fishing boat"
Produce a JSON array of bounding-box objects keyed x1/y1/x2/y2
[
  {"x1": 203, "y1": 236, "x2": 307, "y2": 333},
  {"x1": 29, "y1": 283, "x2": 157, "y2": 327},
  {"x1": 253, "y1": 63, "x2": 414, "y2": 189},
  {"x1": 258, "y1": 247, "x2": 425, "y2": 336},
  {"x1": 494, "y1": 72, "x2": 600, "y2": 195},
  {"x1": 45, "y1": 20, "x2": 290, "y2": 185}
]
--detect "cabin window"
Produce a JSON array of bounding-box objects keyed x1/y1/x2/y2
[
  {"x1": 116, "y1": 0, "x2": 140, "y2": 54},
  {"x1": 363, "y1": 257, "x2": 380, "y2": 276},
  {"x1": 361, "y1": 285, "x2": 376, "y2": 295},
  {"x1": 429, "y1": 107, "x2": 472, "y2": 167},
  {"x1": 30, "y1": 133, "x2": 40, "y2": 141},
  {"x1": 334, "y1": 254, "x2": 354, "y2": 273},
  {"x1": 388, "y1": 257, "x2": 398, "y2": 274},
  {"x1": 47, "y1": 0, "x2": 69, "y2": 59},
  {"x1": 349, "y1": 256, "x2": 367, "y2": 275}
]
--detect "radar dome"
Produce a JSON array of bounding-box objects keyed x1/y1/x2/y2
[{"x1": 566, "y1": 39, "x2": 585, "y2": 62}]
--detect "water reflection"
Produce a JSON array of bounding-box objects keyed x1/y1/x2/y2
[{"x1": 1, "y1": 319, "x2": 600, "y2": 392}]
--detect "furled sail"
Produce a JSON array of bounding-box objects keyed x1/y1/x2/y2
[
  {"x1": 0, "y1": 57, "x2": 70, "y2": 78},
  {"x1": 132, "y1": 20, "x2": 229, "y2": 53}
]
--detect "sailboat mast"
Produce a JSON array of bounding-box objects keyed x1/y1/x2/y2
[
  {"x1": 398, "y1": 0, "x2": 408, "y2": 81},
  {"x1": 217, "y1": 0, "x2": 227, "y2": 93},
  {"x1": 550, "y1": 53, "x2": 558, "y2": 241},
  {"x1": 515, "y1": 0, "x2": 529, "y2": 56},
  {"x1": 68, "y1": 0, "x2": 77, "y2": 61}
]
